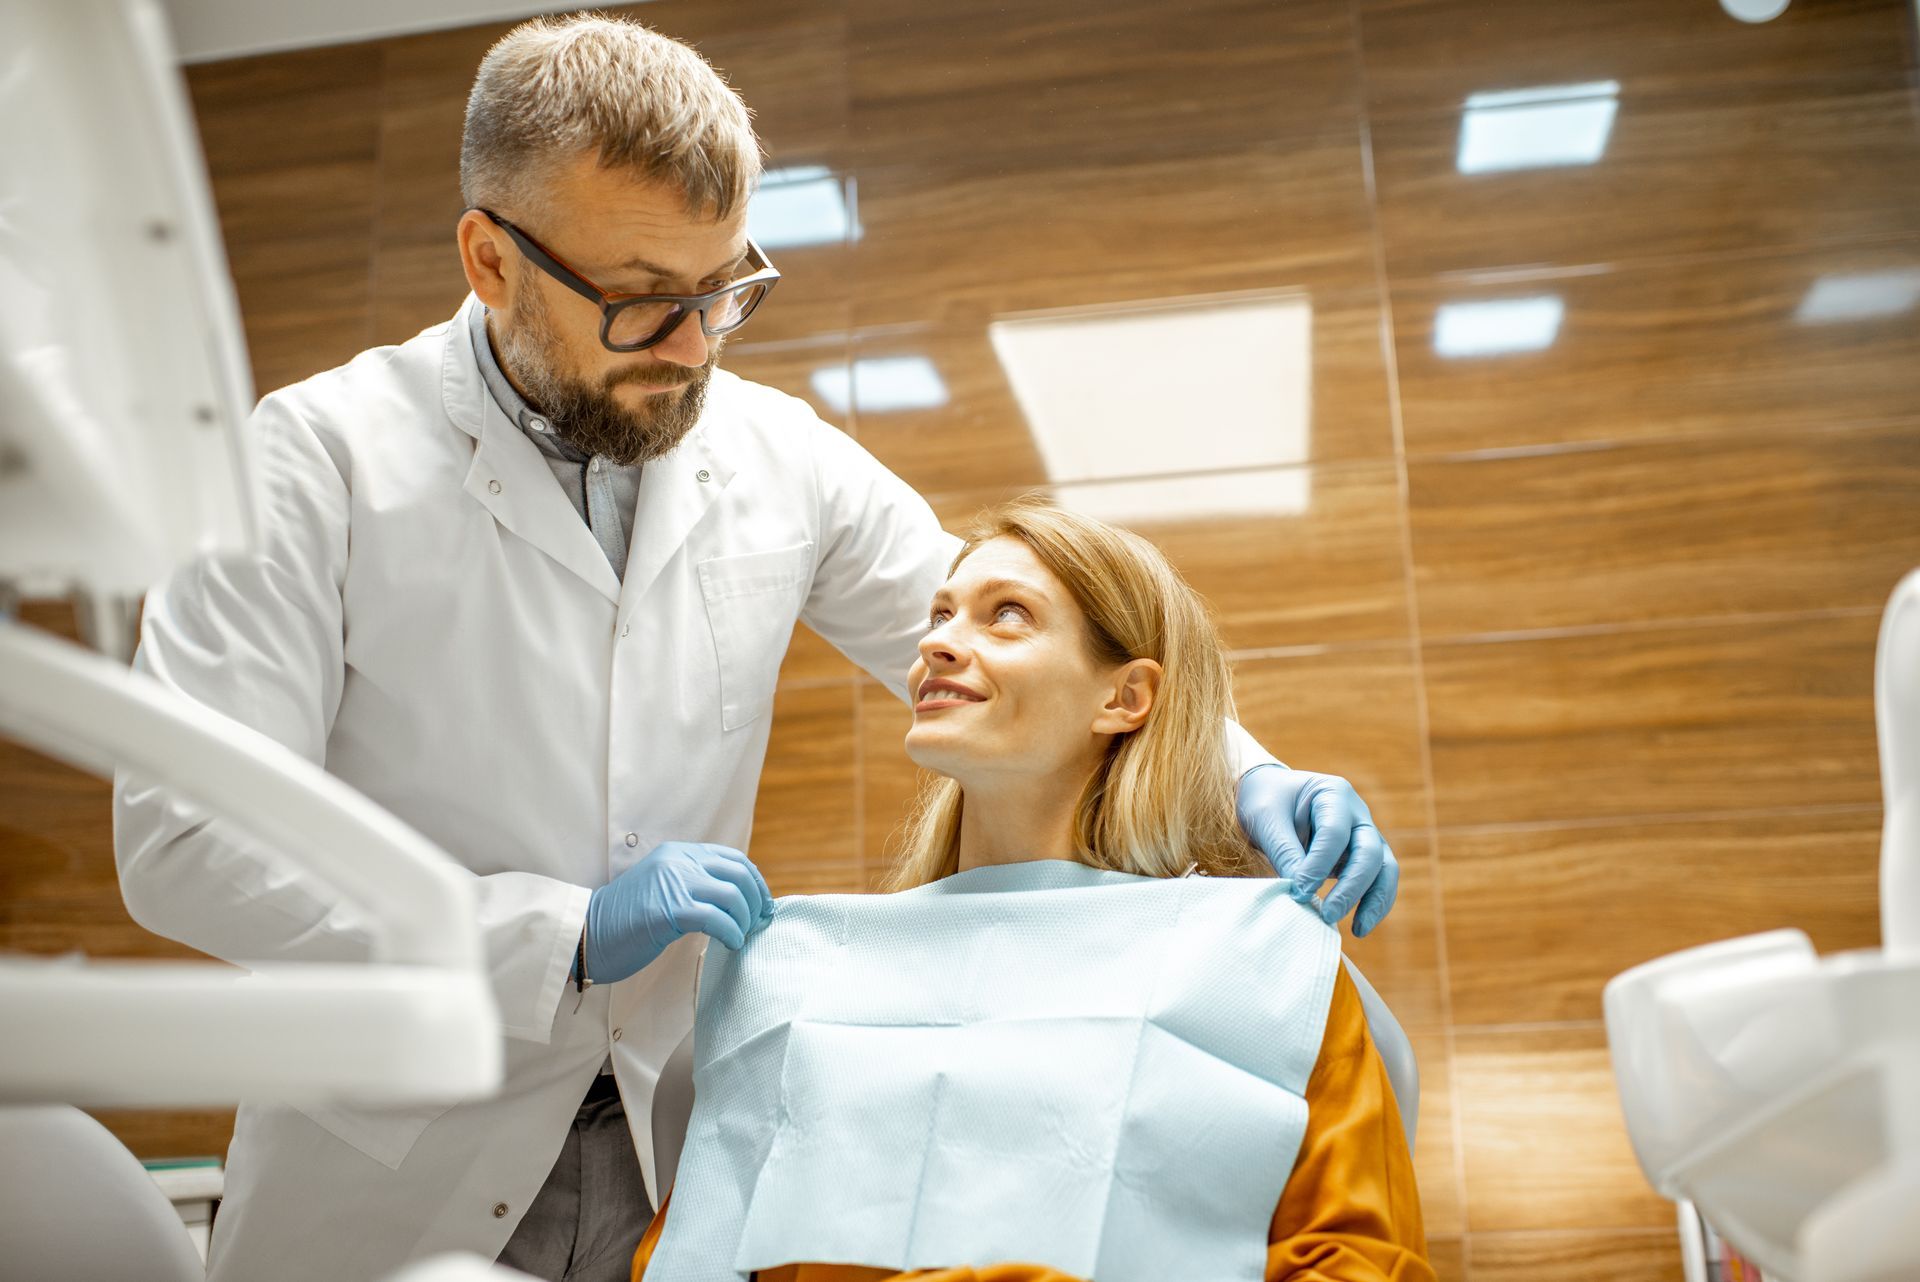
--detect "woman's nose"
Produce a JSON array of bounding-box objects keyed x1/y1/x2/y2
[{"x1": 918, "y1": 624, "x2": 963, "y2": 666}]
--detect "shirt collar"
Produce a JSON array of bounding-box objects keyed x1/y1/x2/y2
[{"x1": 468, "y1": 302, "x2": 590, "y2": 465}]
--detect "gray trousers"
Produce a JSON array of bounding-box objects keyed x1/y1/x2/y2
[{"x1": 497, "y1": 1074, "x2": 654, "y2": 1282}]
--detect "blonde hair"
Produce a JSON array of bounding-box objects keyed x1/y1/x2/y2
[
  {"x1": 882, "y1": 497, "x2": 1267, "y2": 891},
  {"x1": 460, "y1": 14, "x2": 762, "y2": 222}
]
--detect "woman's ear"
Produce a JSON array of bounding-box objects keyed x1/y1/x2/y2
[{"x1": 1093, "y1": 658, "x2": 1162, "y2": 735}]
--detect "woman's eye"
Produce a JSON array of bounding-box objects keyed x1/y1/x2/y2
[
  {"x1": 926, "y1": 610, "x2": 951, "y2": 630},
  {"x1": 994, "y1": 603, "x2": 1027, "y2": 623}
]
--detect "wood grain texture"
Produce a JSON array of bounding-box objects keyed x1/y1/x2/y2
[
  {"x1": 1373, "y1": 82, "x2": 1920, "y2": 280},
  {"x1": 852, "y1": 141, "x2": 1377, "y2": 328},
  {"x1": 1391, "y1": 242, "x2": 1920, "y2": 456},
  {"x1": 85, "y1": 1110, "x2": 238, "y2": 1163},
  {"x1": 1358, "y1": 0, "x2": 1916, "y2": 116},
  {"x1": 1408, "y1": 424, "x2": 1920, "y2": 637},
  {"x1": 1466, "y1": 1230, "x2": 1686, "y2": 1282},
  {"x1": 1344, "y1": 833, "x2": 1446, "y2": 1036},
  {"x1": 1454, "y1": 1025, "x2": 1674, "y2": 1232},
  {"x1": 1424, "y1": 612, "x2": 1881, "y2": 828},
  {"x1": 857, "y1": 679, "x2": 920, "y2": 874},
  {"x1": 778, "y1": 625, "x2": 862, "y2": 687},
  {"x1": 185, "y1": 44, "x2": 383, "y2": 393},
  {"x1": 1405, "y1": 1025, "x2": 1463, "y2": 1238},
  {"x1": 1439, "y1": 808, "x2": 1883, "y2": 1026},
  {"x1": 1234, "y1": 644, "x2": 1432, "y2": 839},
  {"x1": 750, "y1": 683, "x2": 862, "y2": 894},
  {"x1": 1425, "y1": 1236, "x2": 1465, "y2": 1282},
  {"x1": 0, "y1": 737, "x2": 204, "y2": 962},
  {"x1": 849, "y1": 0, "x2": 1360, "y2": 171},
  {"x1": 1058, "y1": 465, "x2": 1412, "y2": 652}
]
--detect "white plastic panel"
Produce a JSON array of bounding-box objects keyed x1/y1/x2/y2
[{"x1": 0, "y1": 0, "x2": 255, "y2": 599}]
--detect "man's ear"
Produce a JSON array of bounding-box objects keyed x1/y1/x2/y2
[
  {"x1": 456, "y1": 209, "x2": 514, "y2": 311},
  {"x1": 1092, "y1": 658, "x2": 1162, "y2": 735}
]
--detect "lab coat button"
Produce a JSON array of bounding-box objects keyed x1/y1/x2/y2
[
  {"x1": 612, "y1": 1027, "x2": 623, "y2": 1042},
  {"x1": 492, "y1": 1202, "x2": 509, "y2": 1219},
  {"x1": 695, "y1": 469, "x2": 711, "y2": 483},
  {"x1": 487, "y1": 479, "x2": 502, "y2": 494},
  {"x1": 621, "y1": 624, "x2": 631, "y2": 638},
  {"x1": 624, "y1": 833, "x2": 639, "y2": 847}
]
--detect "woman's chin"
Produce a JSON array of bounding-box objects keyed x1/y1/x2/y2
[{"x1": 903, "y1": 725, "x2": 973, "y2": 778}]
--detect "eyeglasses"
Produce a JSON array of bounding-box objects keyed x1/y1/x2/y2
[{"x1": 475, "y1": 208, "x2": 779, "y2": 353}]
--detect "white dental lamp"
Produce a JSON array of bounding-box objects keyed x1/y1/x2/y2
[
  {"x1": 0, "y1": 0, "x2": 514, "y2": 1277},
  {"x1": 1605, "y1": 569, "x2": 1920, "y2": 1282}
]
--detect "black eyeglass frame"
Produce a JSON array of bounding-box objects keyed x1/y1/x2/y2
[{"x1": 475, "y1": 208, "x2": 780, "y2": 353}]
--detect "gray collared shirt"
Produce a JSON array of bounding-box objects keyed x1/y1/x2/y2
[{"x1": 469, "y1": 303, "x2": 643, "y2": 580}]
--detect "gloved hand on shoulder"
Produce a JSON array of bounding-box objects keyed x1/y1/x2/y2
[
  {"x1": 581, "y1": 840, "x2": 775, "y2": 985},
  {"x1": 1237, "y1": 765, "x2": 1399, "y2": 937}
]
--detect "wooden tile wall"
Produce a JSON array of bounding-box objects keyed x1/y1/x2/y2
[{"x1": 5, "y1": 0, "x2": 1915, "y2": 1273}]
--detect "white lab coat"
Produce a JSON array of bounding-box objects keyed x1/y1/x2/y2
[
  {"x1": 113, "y1": 296, "x2": 1277, "y2": 1281},
  {"x1": 110, "y1": 295, "x2": 962, "y2": 1281}
]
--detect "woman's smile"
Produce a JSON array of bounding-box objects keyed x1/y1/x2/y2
[{"x1": 914, "y1": 677, "x2": 987, "y2": 712}]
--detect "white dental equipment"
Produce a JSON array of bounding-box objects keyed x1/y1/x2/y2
[
  {"x1": 1605, "y1": 569, "x2": 1920, "y2": 1282},
  {"x1": 0, "y1": 0, "x2": 515, "y2": 1277}
]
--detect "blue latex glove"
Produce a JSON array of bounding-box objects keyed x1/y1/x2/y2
[
  {"x1": 1237, "y1": 765, "x2": 1399, "y2": 937},
  {"x1": 583, "y1": 841, "x2": 774, "y2": 984}
]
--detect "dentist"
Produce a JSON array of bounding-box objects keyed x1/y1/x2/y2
[{"x1": 113, "y1": 14, "x2": 1397, "y2": 1282}]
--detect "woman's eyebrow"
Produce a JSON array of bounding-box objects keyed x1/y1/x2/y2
[{"x1": 932, "y1": 576, "x2": 1047, "y2": 607}]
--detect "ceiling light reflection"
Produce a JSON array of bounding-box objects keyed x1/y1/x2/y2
[
  {"x1": 1793, "y1": 269, "x2": 1920, "y2": 325},
  {"x1": 1433, "y1": 296, "x2": 1565, "y2": 358},
  {"x1": 1720, "y1": 0, "x2": 1791, "y2": 21},
  {"x1": 747, "y1": 165, "x2": 860, "y2": 251},
  {"x1": 810, "y1": 356, "x2": 948, "y2": 414},
  {"x1": 988, "y1": 292, "x2": 1313, "y2": 521},
  {"x1": 1055, "y1": 469, "x2": 1311, "y2": 528},
  {"x1": 1457, "y1": 81, "x2": 1620, "y2": 174}
]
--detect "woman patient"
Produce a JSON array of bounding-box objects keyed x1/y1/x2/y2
[{"x1": 633, "y1": 497, "x2": 1432, "y2": 1282}]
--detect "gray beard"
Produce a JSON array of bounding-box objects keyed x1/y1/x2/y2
[{"x1": 496, "y1": 295, "x2": 719, "y2": 466}]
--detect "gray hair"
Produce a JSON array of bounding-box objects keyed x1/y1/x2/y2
[{"x1": 460, "y1": 13, "x2": 762, "y2": 223}]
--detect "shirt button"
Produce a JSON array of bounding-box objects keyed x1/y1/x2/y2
[
  {"x1": 487, "y1": 479, "x2": 502, "y2": 494},
  {"x1": 591, "y1": 457, "x2": 604, "y2": 472},
  {"x1": 612, "y1": 1027, "x2": 623, "y2": 1042},
  {"x1": 695, "y1": 469, "x2": 711, "y2": 483},
  {"x1": 625, "y1": 833, "x2": 639, "y2": 847},
  {"x1": 528, "y1": 417, "x2": 548, "y2": 433},
  {"x1": 492, "y1": 1202, "x2": 509, "y2": 1219}
]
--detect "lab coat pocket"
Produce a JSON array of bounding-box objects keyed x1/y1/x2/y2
[
  {"x1": 697, "y1": 542, "x2": 816, "y2": 731},
  {"x1": 293, "y1": 1098, "x2": 458, "y2": 1172}
]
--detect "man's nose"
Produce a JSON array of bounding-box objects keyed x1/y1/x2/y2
[{"x1": 650, "y1": 311, "x2": 711, "y2": 368}]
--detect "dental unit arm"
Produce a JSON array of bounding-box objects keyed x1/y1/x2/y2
[
  {"x1": 1603, "y1": 569, "x2": 1920, "y2": 1282},
  {"x1": 0, "y1": 1, "x2": 516, "y2": 1277}
]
